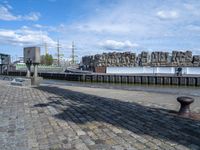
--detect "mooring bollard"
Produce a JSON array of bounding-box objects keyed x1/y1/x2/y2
[{"x1": 177, "y1": 96, "x2": 194, "y2": 117}]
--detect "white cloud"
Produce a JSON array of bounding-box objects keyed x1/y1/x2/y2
[
  {"x1": 99, "y1": 40, "x2": 138, "y2": 50},
  {"x1": 156, "y1": 10, "x2": 179, "y2": 20},
  {"x1": 184, "y1": 25, "x2": 200, "y2": 32},
  {"x1": 23, "y1": 12, "x2": 41, "y2": 21},
  {"x1": 0, "y1": 5, "x2": 40, "y2": 21},
  {"x1": 70, "y1": 7, "x2": 151, "y2": 35},
  {"x1": 75, "y1": 23, "x2": 133, "y2": 34},
  {"x1": 0, "y1": 28, "x2": 56, "y2": 47},
  {"x1": 34, "y1": 1, "x2": 200, "y2": 56},
  {"x1": 0, "y1": 5, "x2": 19, "y2": 21},
  {"x1": 183, "y1": 3, "x2": 200, "y2": 16},
  {"x1": 33, "y1": 24, "x2": 59, "y2": 32},
  {"x1": 2, "y1": 0, "x2": 200, "y2": 57},
  {"x1": 54, "y1": 2, "x2": 169, "y2": 38},
  {"x1": 34, "y1": 24, "x2": 44, "y2": 28},
  {"x1": 184, "y1": 3, "x2": 194, "y2": 10}
]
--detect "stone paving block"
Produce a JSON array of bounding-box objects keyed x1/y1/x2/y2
[{"x1": 0, "y1": 80, "x2": 200, "y2": 150}]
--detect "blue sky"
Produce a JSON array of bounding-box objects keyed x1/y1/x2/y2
[{"x1": 1, "y1": 0, "x2": 200, "y2": 61}]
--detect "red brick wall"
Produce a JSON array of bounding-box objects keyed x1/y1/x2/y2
[{"x1": 94, "y1": 67, "x2": 106, "y2": 73}]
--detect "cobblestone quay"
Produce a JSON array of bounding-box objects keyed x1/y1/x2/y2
[{"x1": 0, "y1": 80, "x2": 200, "y2": 150}]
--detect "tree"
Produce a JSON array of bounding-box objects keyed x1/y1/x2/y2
[{"x1": 40, "y1": 54, "x2": 53, "y2": 66}]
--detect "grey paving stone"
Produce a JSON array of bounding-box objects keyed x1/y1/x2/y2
[{"x1": 0, "y1": 80, "x2": 199, "y2": 150}]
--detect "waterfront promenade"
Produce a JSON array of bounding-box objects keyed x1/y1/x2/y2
[{"x1": 0, "y1": 79, "x2": 200, "y2": 150}]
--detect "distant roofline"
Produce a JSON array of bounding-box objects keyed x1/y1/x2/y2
[{"x1": 0, "y1": 53, "x2": 10, "y2": 56}]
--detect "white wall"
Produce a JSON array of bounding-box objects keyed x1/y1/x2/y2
[
  {"x1": 107, "y1": 67, "x2": 200, "y2": 75},
  {"x1": 186, "y1": 67, "x2": 200, "y2": 75}
]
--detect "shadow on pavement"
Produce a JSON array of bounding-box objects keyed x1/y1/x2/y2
[{"x1": 34, "y1": 85, "x2": 200, "y2": 148}]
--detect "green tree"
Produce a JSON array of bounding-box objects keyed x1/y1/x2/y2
[
  {"x1": 40, "y1": 54, "x2": 53, "y2": 66},
  {"x1": 40, "y1": 55, "x2": 45, "y2": 65}
]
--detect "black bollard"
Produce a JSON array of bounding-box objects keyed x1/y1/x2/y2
[{"x1": 177, "y1": 96, "x2": 194, "y2": 117}]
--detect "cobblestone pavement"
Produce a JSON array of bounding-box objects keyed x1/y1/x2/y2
[{"x1": 0, "y1": 80, "x2": 200, "y2": 150}]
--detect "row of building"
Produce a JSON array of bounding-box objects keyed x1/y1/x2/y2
[{"x1": 82, "y1": 51, "x2": 200, "y2": 71}]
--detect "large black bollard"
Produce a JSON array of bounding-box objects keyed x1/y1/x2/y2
[{"x1": 177, "y1": 96, "x2": 194, "y2": 117}]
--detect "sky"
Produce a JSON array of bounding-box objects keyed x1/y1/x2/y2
[{"x1": 0, "y1": 0, "x2": 200, "y2": 61}]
